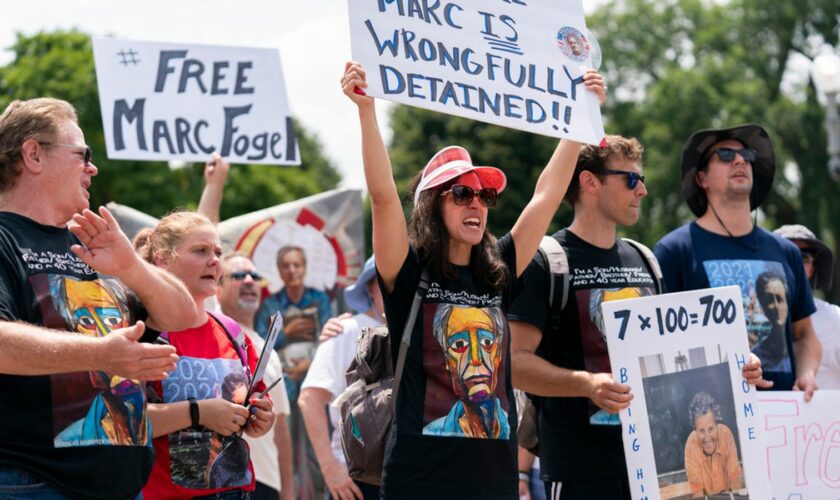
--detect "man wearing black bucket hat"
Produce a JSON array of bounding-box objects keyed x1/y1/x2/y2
[
  {"x1": 654, "y1": 124, "x2": 822, "y2": 399},
  {"x1": 774, "y1": 224, "x2": 840, "y2": 389}
]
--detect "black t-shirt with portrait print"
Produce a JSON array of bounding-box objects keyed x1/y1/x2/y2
[
  {"x1": 0, "y1": 212, "x2": 152, "y2": 500},
  {"x1": 377, "y1": 233, "x2": 522, "y2": 500},
  {"x1": 507, "y1": 229, "x2": 658, "y2": 482}
]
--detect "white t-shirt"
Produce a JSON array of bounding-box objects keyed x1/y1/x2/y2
[
  {"x1": 301, "y1": 313, "x2": 381, "y2": 462},
  {"x1": 812, "y1": 298, "x2": 840, "y2": 389},
  {"x1": 241, "y1": 325, "x2": 291, "y2": 492}
]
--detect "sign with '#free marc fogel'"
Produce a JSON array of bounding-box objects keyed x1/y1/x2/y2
[{"x1": 93, "y1": 37, "x2": 300, "y2": 165}]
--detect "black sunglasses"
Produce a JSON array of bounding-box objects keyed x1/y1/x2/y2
[
  {"x1": 593, "y1": 169, "x2": 646, "y2": 189},
  {"x1": 228, "y1": 271, "x2": 263, "y2": 281},
  {"x1": 711, "y1": 147, "x2": 757, "y2": 163},
  {"x1": 442, "y1": 184, "x2": 498, "y2": 207},
  {"x1": 40, "y1": 142, "x2": 93, "y2": 165}
]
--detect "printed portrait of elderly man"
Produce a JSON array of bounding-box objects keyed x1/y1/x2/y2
[
  {"x1": 683, "y1": 391, "x2": 744, "y2": 498},
  {"x1": 424, "y1": 304, "x2": 510, "y2": 439}
]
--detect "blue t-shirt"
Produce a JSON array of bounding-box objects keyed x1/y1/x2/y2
[
  {"x1": 654, "y1": 222, "x2": 815, "y2": 390},
  {"x1": 253, "y1": 287, "x2": 332, "y2": 349}
]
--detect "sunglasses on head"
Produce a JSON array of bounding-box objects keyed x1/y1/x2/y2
[
  {"x1": 227, "y1": 271, "x2": 263, "y2": 282},
  {"x1": 40, "y1": 142, "x2": 93, "y2": 165},
  {"x1": 441, "y1": 184, "x2": 498, "y2": 207},
  {"x1": 593, "y1": 169, "x2": 646, "y2": 189},
  {"x1": 711, "y1": 147, "x2": 757, "y2": 163}
]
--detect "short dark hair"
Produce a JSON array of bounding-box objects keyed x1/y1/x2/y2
[
  {"x1": 755, "y1": 270, "x2": 785, "y2": 308},
  {"x1": 565, "y1": 135, "x2": 644, "y2": 205}
]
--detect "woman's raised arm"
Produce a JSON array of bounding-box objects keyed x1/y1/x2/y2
[
  {"x1": 510, "y1": 70, "x2": 606, "y2": 276},
  {"x1": 342, "y1": 62, "x2": 408, "y2": 292}
]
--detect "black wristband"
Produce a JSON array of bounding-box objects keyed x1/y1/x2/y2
[{"x1": 187, "y1": 397, "x2": 200, "y2": 428}]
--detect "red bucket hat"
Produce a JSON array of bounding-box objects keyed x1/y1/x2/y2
[{"x1": 413, "y1": 146, "x2": 507, "y2": 205}]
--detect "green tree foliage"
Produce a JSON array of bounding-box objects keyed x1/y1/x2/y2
[
  {"x1": 386, "y1": 0, "x2": 840, "y2": 299},
  {"x1": 0, "y1": 30, "x2": 341, "y2": 220}
]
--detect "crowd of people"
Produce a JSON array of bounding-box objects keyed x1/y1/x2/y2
[{"x1": 0, "y1": 58, "x2": 837, "y2": 500}]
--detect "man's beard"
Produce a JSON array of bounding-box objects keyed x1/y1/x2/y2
[{"x1": 237, "y1": 297, "x2": 259, "y2": 313}]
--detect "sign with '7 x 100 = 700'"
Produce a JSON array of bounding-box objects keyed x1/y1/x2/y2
[
  {"x1": 600, "y1": 286, "x2": 772, "y2": 500},
  {"x1": 92, "y1": 37, "x2": 300, "y2": 165}
]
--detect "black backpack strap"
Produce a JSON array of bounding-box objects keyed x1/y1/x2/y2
[
  {"x1": 539, "y1": 235, "x2": 570, "y2": 310},
  {"x1": 621, "y1": 237, "x2": 664, "y2": 294},
  {"x1": 392, "y1": 270, "x2": 431, "y2": 403}
]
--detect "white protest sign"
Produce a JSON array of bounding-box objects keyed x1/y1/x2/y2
[
  {"x1": 601, "y1": 286, "x2": 771, "y2": 500},
  {"x1": 92, "y1": 37, "x2": 300, "y2": 165},
  {"x1": 758, "y1": 391, "x2": 840, "y2": 499},
  {"x1": 347, "y1": 0, "x2": 605, "y2": 144}
]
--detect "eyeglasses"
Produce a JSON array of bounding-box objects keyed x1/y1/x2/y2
[
  {"x1": 711, "y1": 147, "x2": 757, "y2": 163},
  {"x1": 39, "y1": 142, "x2": 93, "y2": 165},
  {"x1": 227, "y1": 271, "x2": 263, "y2": 281},
  {"x1": 593, "y1": 169, "x2": 646, "y2": 189},
  {"x1": 441, "y1": 184, "x2": 498, "y2": 207},
  {"x1": 800, "y1": 251, "x2": 815, "y2": 264}
]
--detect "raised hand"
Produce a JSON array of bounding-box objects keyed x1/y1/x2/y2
[
  {"x1": 583, "y1": 69, "x2": 606, "y2": 105},
  {"x1": 341, "y1": 61, "x2": 374, "y2": 107},
  {"x1": 101, "y1": 321, "x2": 178, "y2": 381},
  {"x1": 204, "y1": 153, "x2": 230, "y2": 189},
  {"x1": 68, "y1": 206, "x2": 139, "y2": 277}
]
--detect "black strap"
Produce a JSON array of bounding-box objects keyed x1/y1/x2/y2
[{"x1": 392, "y1": 270, "x2": 430, "y2": 403}]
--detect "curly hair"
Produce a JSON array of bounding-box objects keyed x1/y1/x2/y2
[
  {"x1": 133, "y1": 211, "x2": 214, "y2": 264},
  {"x1": 407, "y1": 172, "x2": 509, "y2": 290},
  {"x1": 688, "y1": 391, "x2": 722, "y2": 427},
  {"x1": 565, "y1": 135, "x2": 644, "y2": 205},
  {"x1": 0, "y1": 98, "x2": 78, "y2": 192}
]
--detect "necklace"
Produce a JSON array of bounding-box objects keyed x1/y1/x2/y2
[{"x1": 708, "y1": 202, "x2": 759, "y2": 251}]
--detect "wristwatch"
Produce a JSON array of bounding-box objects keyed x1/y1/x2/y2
[{"x1": 187, "y1": 397, "x2": 200, "y2": 428}]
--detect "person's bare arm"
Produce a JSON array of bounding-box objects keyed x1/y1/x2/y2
[
  {"x1": 509, "y1": 71, "x2": 605, "y2": 276},
  {"x1": 342, "y1": 62, "x2": 408, "y2": 292},
  {"x1": 510, "y1": 320, "x2": 632, "y2": 412},
  {"x1": 68, "y1": 207, "x2": 200, "y2": 331},
  {"x1": 0, "y1": 320, "x2": 177, "y2": 379},
  {"x1": 792, "y1": 316, "x2": 822, "y2": 401},
  {"x1": 300, "y1": 387, "x2": 363, "y2": 499},
  {"x1": 197, "y1": 154, "x2": 230, "y2": 225}
]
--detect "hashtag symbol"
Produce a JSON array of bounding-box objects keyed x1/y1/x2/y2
[{"x1": 116, "y1": 49, "x2": 141, "y2": 66}]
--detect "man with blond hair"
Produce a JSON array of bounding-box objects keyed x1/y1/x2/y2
[{"x1": 0, "y1": 98, "x2": 198, "y2": 498}]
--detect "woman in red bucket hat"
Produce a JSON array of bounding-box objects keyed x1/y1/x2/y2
[{"x1": 340, "y1": 61, "x2": 605, "y2": 499}]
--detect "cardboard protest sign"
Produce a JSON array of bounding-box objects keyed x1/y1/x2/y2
[
  {"x1": 92, "y1": 37, "x2": 300, "y2": 165},
  {"x1": 758, "y1": 391, "x2": 840, "y2": 499},
  {"x1": 601, "y1": 286, "x2": 771, "y2": 499},
  {"x1": 347, "y1": 0, "x2": 605, "y2": 144}
]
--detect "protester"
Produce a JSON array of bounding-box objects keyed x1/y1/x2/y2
[
  {"x1": 654, "y1": 124, "x2": 821, "y2": 399},
  {"x1": 774, "y1": 224, "x2": 840, "y2": 389},
  {"x1": 299, "y1": 255, "x2": 385, "y2": 500},
  {"x1": 218, "y1": 253, "x2": 295, "y2": 500},
  {"x1": 134, "y1": 211, "x2": 275, "y2": 498},
  {"x1": 341, "y1": 60, "x2": 605, "y2": 498},
  {"x1": 255, "y1": 244, "x2": 331, "y2": 499},
  {"x1": 0, "y1": 97, "x2": 197, "y2": 498},
  {"x1": 683, "y1": 392, "x2": 744, "y2": 498}
]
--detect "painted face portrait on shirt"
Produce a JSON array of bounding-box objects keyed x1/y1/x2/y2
[{"x1": 438, "y1": 305, "x2": 503, "y2": 403}]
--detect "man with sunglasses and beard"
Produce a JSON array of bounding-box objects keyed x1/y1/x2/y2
[
  {"x1": 654, "y1": 125, "x2": 821, "y2": 399},
  {"x1": 507, "y1": 135, "x2": 657, "y2": 500}
]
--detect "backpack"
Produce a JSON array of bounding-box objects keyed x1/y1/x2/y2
[
  {"x1": 517, "y1": 236, "x2": 663, "y2": 454},
  {"x1": 335, "y1": 271, "x2": 430, "y2": 486}
]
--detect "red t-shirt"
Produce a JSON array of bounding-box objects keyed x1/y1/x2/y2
[{"x1": 143, "y1": 315, "x2": 265, "y2": 499}]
